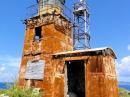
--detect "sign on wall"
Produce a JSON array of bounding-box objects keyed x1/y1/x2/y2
[{"x1": 25, "y1": 60, "x2": 45, "y2": 80}]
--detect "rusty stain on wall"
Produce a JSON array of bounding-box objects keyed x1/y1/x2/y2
[{"x1": 18, "y1": 13, "x2": 119, "y2": 97}]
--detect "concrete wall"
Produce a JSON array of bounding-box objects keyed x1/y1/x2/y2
[
  {"x1": 52, "y1": 55, "x2": 119, "y2": 97},
  {"x1": 18, "y1": 15, "x2": 72, "y2": 97}
]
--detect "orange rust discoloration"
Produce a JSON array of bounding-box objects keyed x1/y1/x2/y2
[
  {"x1": 18, "y1": 14, "x2": 119, "y2": 97},
  {"x1": 19, "y1": 15, "x2": 72, "y2": 97}
]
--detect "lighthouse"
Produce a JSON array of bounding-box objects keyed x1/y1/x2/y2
[
  {"x1": 18, "y1": 0, "x2": 119, "y2": 97},
  {"x1": 18, "y1": 0, "x2": 72, "y2": 96}
]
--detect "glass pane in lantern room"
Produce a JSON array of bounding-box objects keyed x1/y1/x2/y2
[
  {"x1": 59, "y1": 0, "x2": 65, "y2": 4},
  {"x1": 42, "y1": 0, "x2": 53, "y2": 5},
  {"x1": 55, "y1": 0, "x2": 65, "y2": 9},
  {"x1": 48, "y1": 0, "x2": 54, "y2": 4},
  {"x1": 55, "y1": 0, "x2": 61, "y2": 6},
  {"x1": 42, "y1": 0, "x2": 65, "y2": 6}
]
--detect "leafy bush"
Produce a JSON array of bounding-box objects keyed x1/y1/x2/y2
[
  {"x1": 119, "y1": 88, "x2": 130, "y2": 97},
  {"x1": 0, "y1": 85, "x2": 42, "y2": 97}
]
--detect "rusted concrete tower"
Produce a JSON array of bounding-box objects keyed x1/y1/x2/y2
[
  {"x1": 18, "y1": 0, "x2": 72, "y2": 96},
  {"x1": 18, "y1": 0, "x2": 119, "y2": 97}
]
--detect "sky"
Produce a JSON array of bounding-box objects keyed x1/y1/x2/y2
[{"x1": 0, "y1": 0, "x2": 130, "y2": 82}]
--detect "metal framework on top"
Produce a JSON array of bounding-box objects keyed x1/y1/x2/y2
[
  {"x1": 26, "y1": 0, "x2": 91, "y2": 50},
  {"x1": 73, "y1": 0, "x2": 90, "y2": 50}
]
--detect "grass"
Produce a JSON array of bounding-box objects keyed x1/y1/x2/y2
[
  {"x1": 0, "y1": 84, "x2": 42, "y2": 97},
  {"x1": 0, "y1": 84, "x2": 129, "y2": 97},
  {"x1": 119, "y1": 88, "x2": 130, "y2": 97}
]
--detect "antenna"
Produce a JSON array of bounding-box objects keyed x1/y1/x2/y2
[{"x1": 73, "y1": 0, "x2": 90, "y2": 50}]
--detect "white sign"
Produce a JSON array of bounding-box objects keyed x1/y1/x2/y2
[{"x1": 25, "y1": 60, "x2": 45, "y2": 80}]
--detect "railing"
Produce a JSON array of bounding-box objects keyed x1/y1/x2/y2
[
  {"x1": 74, "y1": 2, "x2": 89, "y2": 15},
  {"x1": 25, "y1": 4, "x2": 38, "y2": 19},
  {"x1": 25, "y1": 2, "x2": 73, "y2": 23}
]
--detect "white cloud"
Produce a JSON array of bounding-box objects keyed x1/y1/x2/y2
[
  {"x1": 0, "y1": 66, "x2": 5, "y2": 72},
  {"x1": 128, "y1": 45, "x2": 130, "y2": 51},
  {"x1": 116, "y1": 56, "x2": 130, "y2": 82},
  {"x1": 0, "y1": 53, "x2": 130, "y2": 82},
  {"x1": 0, "y1": 55, "x2": 20, "y2": 67},
  {"x1": 0, "y1": 55, "x2": 21, "y2": 82}
]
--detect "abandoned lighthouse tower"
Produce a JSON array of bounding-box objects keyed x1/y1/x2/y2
[{"x1": 18, "y1": 0, "x2": 119, "y2": 97}]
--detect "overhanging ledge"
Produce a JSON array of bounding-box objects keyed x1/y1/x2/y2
[{"x1": 52, "y1": 47, "x2": 117, "y2": 59}]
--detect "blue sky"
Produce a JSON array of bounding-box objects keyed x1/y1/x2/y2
[{"x1": 0, "y1": 0, "x2": 130, "y2": 82}]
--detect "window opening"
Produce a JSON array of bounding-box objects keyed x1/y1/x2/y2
[{"x1": 34, "y1": 26, "x2": 42, "y2": 42}]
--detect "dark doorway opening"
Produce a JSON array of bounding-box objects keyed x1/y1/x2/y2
[{"x1": 66, "y1": 60, "x2": 85, "y2": 97}]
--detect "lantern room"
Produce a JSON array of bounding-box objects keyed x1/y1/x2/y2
[{"x1": 38, "y1": 0, "x2": 65, "y2": 15}]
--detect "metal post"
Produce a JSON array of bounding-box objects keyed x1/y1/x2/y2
[
  {"x1": 73, "y1": 0, "x2": 90, "y2": 50},
  {"x1": 84, "y1": 9, "x2": 87, "y2": 48}
]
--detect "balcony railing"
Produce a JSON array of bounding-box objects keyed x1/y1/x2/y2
[{"x1": 25, "y1": 2, "x2": 73, "y2": 23}]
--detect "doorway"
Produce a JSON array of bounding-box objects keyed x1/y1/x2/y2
[{"x1": 65, "y1": 60, "x2": 85, "y2": 97}]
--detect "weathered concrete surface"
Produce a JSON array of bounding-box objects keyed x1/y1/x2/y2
[
  {"x1": 18, "y1": 14, "x2": 119, "y2": 97},
  {"x1": 53, "y1": 48, "x2": 119, "y2": 97},
  {"x1": 18, "y1": 15, "x2": 72, "y2": 97}
]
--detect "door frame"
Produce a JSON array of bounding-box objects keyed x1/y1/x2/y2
[{"x1": 64, "y1": 60, "x2": 86, "y2": 97}]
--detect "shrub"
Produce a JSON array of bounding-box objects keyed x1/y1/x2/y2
[
  {"x1": 119, "y1": 88, "x2": 130, "y2": 97},
  {"x1": 0, "y1": 85, "x2": 42, "y2": 97}
]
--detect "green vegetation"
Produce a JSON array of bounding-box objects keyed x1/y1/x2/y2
[
  {"x1": 1, "y1": 85, "x2": 130, "y2": 97},
  {"x1": 0, "y1": 85, "x2": 42, "y2": 97},
  {"x1": 119, "y1": 88, "x2": 130, "y2": 97}
]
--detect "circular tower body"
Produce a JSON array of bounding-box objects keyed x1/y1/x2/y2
[{"x1": 39, "y1": 0, "x2": 65, "y2": 15}]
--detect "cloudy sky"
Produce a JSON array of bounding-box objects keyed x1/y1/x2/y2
[{"x1": 0, "y1": 0, "x2": 130, "y2": 82}]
